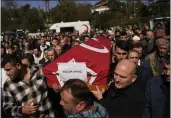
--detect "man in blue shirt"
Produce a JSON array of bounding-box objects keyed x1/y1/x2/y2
[{"x1": 60, "y1": 79, "x2": 109, "y2": 118}]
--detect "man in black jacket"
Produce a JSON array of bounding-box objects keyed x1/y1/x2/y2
[
  {"x1": 93, "y1": 59, "x2": 145, "y2": 118},
  {"x1": 143, "y1": 57, "x2": 170, "y2": 118},
  {"x1": 108, "y1": 39, "x2": 132, "y2": 83}
]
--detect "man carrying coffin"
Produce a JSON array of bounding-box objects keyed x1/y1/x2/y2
[
  {"x1": 59, "y1": 79, "x2": 109, "y2": 118},
  {"x1": 2, "y1": 54, "x2": 55, "y2": 117},
  {"x1": 92, "y1": 59, "x2": 145, "y2": 118}
]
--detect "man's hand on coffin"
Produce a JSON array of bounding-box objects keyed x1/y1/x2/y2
[
  {"x1": 52, "y1": 83, "x2": 61, "y2": 92},
  {"x1": 91, "y1": 85, "x2": 103, "y2": 100}
]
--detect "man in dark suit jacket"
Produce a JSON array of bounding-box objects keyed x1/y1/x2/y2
[
  {"x1": 93, "y1": 60, "x2": 145, "y2": 118},
  {"x1": 143, "y1": 58, "x2": 170, "y2": 118},
  {"x1": 137, "y1": 59, "x2": 153, "y2": 87},
  {"x1": 128, "y1": 50, "x2": 153, "y2": 89},
  {"x1": 146, "y1": 30, "x2": 157, "y2": 55}
]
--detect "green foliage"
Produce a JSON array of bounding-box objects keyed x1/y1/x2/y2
[
  {"x1": 2, "y1": 0, "x2": 170, "y2": 32},
  {"x1": 50, "y1": 1, "x2": 93, "y2": 23},
  {"x1": 2, "y1": 4, "x2": 45, "y2": 32}
]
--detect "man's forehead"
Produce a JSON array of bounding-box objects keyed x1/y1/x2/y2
[
  {"x1": 34, "y1": 49, "x2": 38, "y2": 51},
  {"x1": 120, "y1": 35, "x2": 127, "y2": 37},
  {"x1": 129, "y1": 52, "x2": 138, "y2": 56},
  {"x1": 56, "y1": 47, "x2": 62, "y2": 50},
  {"x1": 48, "y1": 50, "x2": 55, "y2": 54},
  {"x1": 61, "y1": 89, "x2": 73, "y2": 101},
  {"x1": 158, "y1": 44, "x2": 169, "y2": 48},
  {"x1": 115, "y1": 67, "x2": 130, "y2": 77},
  {"x1": 4, "y1": 62, "x2": 13, "y2": 69},
  {"x1": 116, "y1": 46, "x2": 128, "y2": 53}
]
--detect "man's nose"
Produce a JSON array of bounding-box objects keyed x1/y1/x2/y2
[
  {"x1": 59, "y1": 100, "x2": 64, "y2": 106},
  {"x1": 115, "y1": 75, "x2": 120, "y2": 81},
  {"x1": 166, "y1": 70, "x2": 170, "y2": 75},
  {"x1": 6, "y1": 71, "x2": 10, "y2": 76},
  {"x1": 120, "y1": 54, "x2": 123, "y2": 59}
]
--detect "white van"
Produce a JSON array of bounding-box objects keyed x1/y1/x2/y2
[
  {"x1": 149, "y1": 17, "x2": 170, "y2": 36},
  {"x1": 149, "y1": 17, "x2": 170, "y2": 29},
  {"x1": 49, "y1": 21, "x2": 91, "y2": 34}
]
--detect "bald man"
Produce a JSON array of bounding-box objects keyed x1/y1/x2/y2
[
  {"x1": 113, "y1": 59, "x2": 137, "y2": 89},
  {"x1": 93, "y1": 59, "x2": 145, "y2": 118}
]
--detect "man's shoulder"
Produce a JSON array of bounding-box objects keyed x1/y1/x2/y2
[
  {"x1": 3, "y1": 78, "x2": 16, "y2": 90},
  {"x1": 94, "y1": 102, "x2": 109, "y2": 117},
  {"x1": 4, "y1": 78, "x2": 12, "y2": 85},
  {"x1": 94, "y1": 102, "x2": 106, "y2": 111},
  {"x1": 145, "y1": 51, "x2": 157, "y2": 60},
  {"x1": 30, "y1": 65, "x2": 44, "y2": 79},
  {"x1": 140, "y1": 59, "x2": 149, "y2": 64},
  {"x1": 140, "y1": 59, "x2": 150, "y2": 67},
  {"x1": 147, "y1": 76, "x2": 163, "y2": 87}
]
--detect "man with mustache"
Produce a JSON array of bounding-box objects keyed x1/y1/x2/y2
[{"x1": 145, "y1": 37, "x2": 170, "y2": 76}]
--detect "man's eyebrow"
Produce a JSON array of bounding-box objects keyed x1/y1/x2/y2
[
  {"x1": 61, "y1": 96, "x2": 68, "y2": 103},
  {"x1": 5, "y1": 69, "x2": 11, "y2": 71}
]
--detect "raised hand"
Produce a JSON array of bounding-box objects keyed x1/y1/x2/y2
[{"x1": 91, "y1": 85, "x2": 103, "y2": 100}]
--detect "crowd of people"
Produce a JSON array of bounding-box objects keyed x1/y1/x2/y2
[{"x1": 1, "y1": 23, "x2": 170, "y2": 118}]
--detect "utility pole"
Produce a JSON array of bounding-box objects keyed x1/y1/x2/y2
[{"x1": 45, "y1": 0, "x2": 52, "y2": 23}]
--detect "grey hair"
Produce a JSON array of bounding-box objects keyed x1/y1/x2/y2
[
  {"x1": 156, "y1": 38, "x2": 170, "y2": 47},
  {"x1": 48, "y1": 48, "x2": 57, "y2": 56}
]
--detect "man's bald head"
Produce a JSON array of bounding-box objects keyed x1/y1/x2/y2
[
  {"x1": 116, "y1": 59, "x2": 136, "y2": 75},
  {"x1": 114, "y1": 59, "x2": 137, "y2": 89}
]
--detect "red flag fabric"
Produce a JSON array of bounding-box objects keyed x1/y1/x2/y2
[{"x1": 43, "y1": 36, "x2": 111, "y2": 90}]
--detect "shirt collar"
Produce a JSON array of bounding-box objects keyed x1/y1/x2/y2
[
  {"x1": 138, "y1": 59, "x2": 141, "y2": 66},
  {"x1": 67, "y1": 102, "x2": 98, "y2": 118}
]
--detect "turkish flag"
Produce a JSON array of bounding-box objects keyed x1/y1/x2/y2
[{"x1": 43, "y1": 36, "x2": 111, "y2": 90}]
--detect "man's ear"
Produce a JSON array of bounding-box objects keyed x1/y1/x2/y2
[
  {"x1": 16, "y1": 63, "x2": 21, "y2": 70},
  {"x1": 132, "y1": 75, "x2": 137, "y2": 83},
  {"x1": 76, "y1": 101, "x2": 86, "y2": 113}
]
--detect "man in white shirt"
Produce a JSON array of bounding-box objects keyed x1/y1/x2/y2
[
  {"x1": 33, "y1": 47, "x2": 44, "y2": 65},
  {"x1": 40, "y1": 37, "x2": 49, "y2": 52}
]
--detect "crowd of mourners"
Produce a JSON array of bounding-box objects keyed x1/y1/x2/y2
[{"x1": 1, "y1": 23, "x2": 170, "y2": 118}]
